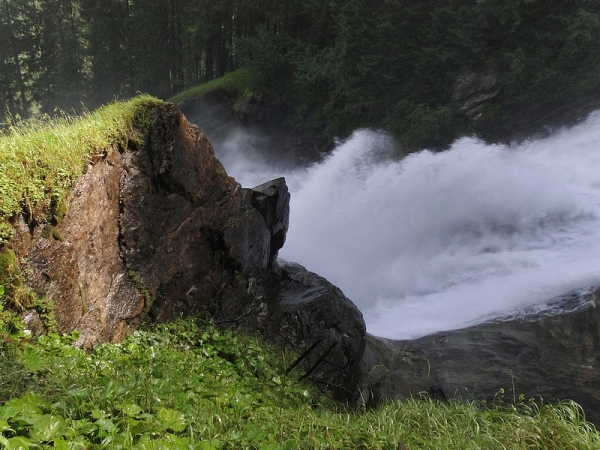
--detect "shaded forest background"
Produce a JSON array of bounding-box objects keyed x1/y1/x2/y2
[{"x1": 1, "y1": 0, "x2": 600, "y2": 148}]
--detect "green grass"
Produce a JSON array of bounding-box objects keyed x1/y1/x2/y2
[
  {"x1": 168, "y1": 67, "x2": 253, "y2": 104},
  {"x1": 0, "y1": 95, "x2": 162, "y2": 243},
  {"x1": 1, "y1": 316, "x2": 598, "y2": 449}
]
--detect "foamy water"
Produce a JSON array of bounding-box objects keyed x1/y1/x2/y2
[{"x1": 212, "y1": 112, "x2": 600, "y2": 340}]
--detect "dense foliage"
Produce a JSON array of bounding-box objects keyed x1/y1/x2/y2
[
  {"x1": 1, "y1": 0, "x2": 599, "y2": 148},
  {"x1": 1, "y1": 316, "x2": 600, "y2": 449}
]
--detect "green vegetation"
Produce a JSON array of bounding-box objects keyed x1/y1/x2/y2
[
  {"x1": 0, "y1": 248, "x2": 33, "y2": 311},
  {"x1": 0, "y1": 95, "x2": 161, "y2": 237},
  {"x1": 0, "y1": 316, "x2": 598, "y2": 449},
  {"x1": 128, "y1": 270, "x2": 152, "y2": 313},
  {"x1": 169, "y1": 67, "x2": 254, "y2": 104}
]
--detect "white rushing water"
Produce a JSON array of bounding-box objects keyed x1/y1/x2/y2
[{"x1": 212, "y1": 112, "x2": 600, "y2": 340}]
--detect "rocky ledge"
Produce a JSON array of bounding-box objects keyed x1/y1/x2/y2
[
  {"x1": 9, "y1": 103, "x2": 600, "y2": 422},
  {"x1": 360, "y1": 290, "x2": 600, "y2": 424}
]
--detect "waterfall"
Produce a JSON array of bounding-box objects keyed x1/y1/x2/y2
[{"x1": 211, "y1": 112, "x2": 600, "y2": 340}]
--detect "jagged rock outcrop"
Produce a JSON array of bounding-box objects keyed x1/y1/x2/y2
[
  {"x1": 358, "y1": 289, "x2": 600, "y2": 424},
  {"x1": 250, "y1": 178, "x2": 290, "y2": 269},
  {"x1": 10, "y1": 102, "x2": 365, "y2": 402}
]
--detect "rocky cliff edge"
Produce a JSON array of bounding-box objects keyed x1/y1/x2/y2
[{"x1": 8, "y1": 103, "x2": 365, "y2": 403}]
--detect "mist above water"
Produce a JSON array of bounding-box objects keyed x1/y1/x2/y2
[{"x1": 208, "y1": 112, "x2": 600, "y2": 340}]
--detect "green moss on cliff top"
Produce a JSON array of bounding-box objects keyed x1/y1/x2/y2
[
  {"x1": 0, "y1": 95, "x2": 162, "y2": 243},
  {"x1": 169, "y1": 67, "x2": 252, "y2": 103}
]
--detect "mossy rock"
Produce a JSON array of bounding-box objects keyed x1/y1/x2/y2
[
  {"x1": 41, "y1": 224, "x2": 53, "y2": 239},
  {"x1": 41, "y1": 224, "x2": 65, "y2": 241},
  {"x1": 48, "y1": 196, "x2": 68, "y2": 224},
  {"x1": 0, "y1": 249, "x2": 22, "y2": 292},
  {"x1": 0, "y1": 249, "x2": 34, "y2": 310},
  {"x1": 0, "y1": 223, "x2": 15, "y2": 246}
]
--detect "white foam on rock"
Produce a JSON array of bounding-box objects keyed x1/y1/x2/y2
[{"x1": 214, "y1": 112, "x2": 600, "y2": 339}]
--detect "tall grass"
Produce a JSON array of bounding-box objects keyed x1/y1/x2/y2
[{"x1": 0, "y1": 95, "x2": 162, "y2": 242}]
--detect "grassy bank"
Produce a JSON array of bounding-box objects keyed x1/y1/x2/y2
[
  {"x1": 1, "y1": 316, "x2": 599, "y2": 449},
  {"x1": 169, "y1": 68, "x2": 253, "y2": 104},
  {"x1": 0, "y1": 95, "x2": 162, "y2": 245}
]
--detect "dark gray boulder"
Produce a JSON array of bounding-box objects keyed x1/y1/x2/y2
[
  {"x1": 357, "y1": 289, "x2": 600, "y2": 424},
  {"x1": 263, "y1": 262, "x2": 367, "y2": 402},
  {"x1": 250, "y1": 178, "x2": 290, "y2": 269}
]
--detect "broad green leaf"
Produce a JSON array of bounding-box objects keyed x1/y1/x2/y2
[
  {"x1": 19, "y1": 349, "x2": 47, "y2": 373},
  {"x1": 0, "y1": 419, "x2": 14, "y2": 433},
  {"x1": 5, "y1": 435, "x2": 39, "y2": 449},
  {"x1": 2, "y1": 396, "x2": 43, "y2": 419},
  {"x1": 197, "y1": 439, "x2": 221, "y2": 450},
  {"x1": 118, "y1": 403, "x2": 142, "y2": 417},
  {"x1": 22, "y1": 392, "x2": 50, "y2": 413},
  {"x1": 71, "y1": 418, "x2": 97, "y2": 435},
  {"x1": 156, "y1": 408, "x2": 187, "y2": 432},
  {"x1": 30, "y1": 414, "x2": 67, "y2": 442},
  {"x1": 52, "y1": 438, "x2": 69, "y2": 450},
  {"x1": 96, "y1": 418, "x2": 118, "y2": 434},
  {"x1": 90, "y1": 409, "x2": 106, "y2": 420}
]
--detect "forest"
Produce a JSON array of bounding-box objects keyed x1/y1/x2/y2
[{"x1": 1, "y1": 0, "x2": 600, "y2": 148}]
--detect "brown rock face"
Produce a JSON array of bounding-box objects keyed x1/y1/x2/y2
[
  {"x1": 15, "y1": 103, "x2": 262, "y2": 346},
  {"x1": 21, "y1": 147, "x2": 143, "y2": 346},
  {"x1": 11, "y1": 103, "x2": 367, "y2": 402},
  {"x1": 117, "y1": 103, "x2": 262, "y2": 324}
]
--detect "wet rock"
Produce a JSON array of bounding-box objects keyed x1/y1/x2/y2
[
  {"x1": 251, "y1": 178, "x2": 290, "y2": 269},
  {"x1": 229, "y1": 261, "x2": 367, "y2": 402},
  {"x1": 264, "y1": 262, "x2": 366, "y2": 402},
  {"x1": 358, "y1": 288, "x2": 600, "y2": 424},
  {"x1": 452, "y1": 69, "x2": 499, "y2": 119}
]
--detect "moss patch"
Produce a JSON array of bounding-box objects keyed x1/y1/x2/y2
[
  {"x1": 0, "y1": 249, "x2": 23, "y2": 301},
  {"x1": 0, "y1": 223, "x2": 15, "y2": 246},
  {"x1": 129, "y1": 270, "x2": 152, "y2": 312},
  {"x1": 0, "y1": 95, "x2": 162, "y2": 245},
  {"x1": 48, "y1": 196, "x2": 68, "y2": 223}
]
